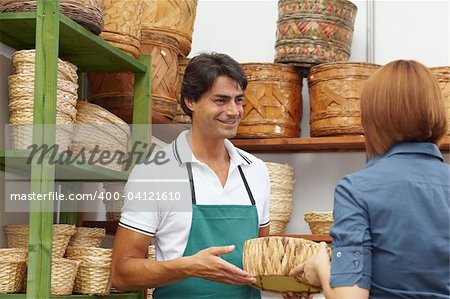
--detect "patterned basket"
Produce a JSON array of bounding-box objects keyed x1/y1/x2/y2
[
  {"x1": 0, "y1": 0, "x2": 103, "y2": 34},
  {"x1": 304, "y1": 212, "x2": 333, "y2": 235},
  {"x1": 237, "y1": 63, "x2": 302, "y2": 138},
  {"x1": 102, "y1": 182, "x2": 126, "y2": 221},
  {"x1": 51, "y1": 258, "x2": 80, "y2": 295},
  {"x1": 100, "y1": 0, "x2": 144, "y2": 57},
  {"x1": 243, "y1": 237, "x2": 325, "y2": 293},
  {"x1": 4, "y1": 224, "x2": 76, "y2": 258},
  {"x1": 265, "y1": 162, "x2": 295, "y2": 235},
  {"x1": 430, "y1": 67, "x2": 450, "y2": 135},
  {"x1": 69, "y1": 227, "x2": 106, "y2": 247},
  {"x1": 70, "y1": 101, "x2": 131, "y2": 171},
  {"x1": 173, "y1": 57, "x2": 192, "y2": 124},
  {"x1": 141, "y1": 0, "x2": 198, "y2": 56},
  {"x1": 275, "y1": 0, "x2": 357, "y2": 69},
  {"x1": 0, "y1": 257, "x2": 27, "y2": 294},
  {"x1": 65, "y1": 247, "x2": 113, "y2": 295},
  {"x1": 308, "y1": 62, "x2": 381, "y2": 137}
]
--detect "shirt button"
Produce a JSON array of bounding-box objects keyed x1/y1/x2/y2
[
  {"x1": 336, "y1": 252, "x2": 342, "y2": 258},
  {"x1": 354, "y1": 260, "x2": 360, "y2": 267},
  {"x1": 354, "y1": 251, "x2": 360, "y2": 256}
]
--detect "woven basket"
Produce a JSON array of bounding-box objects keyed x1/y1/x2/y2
[
  {"x1": 308, "y1": 62, "x2": 381, "y2": 137},
  {"x1": 275, "y1": 0, "x2": 357, "y2": 69},
  {"x1": 65, "y1": 247, "x2": 113, "y2": 295},
  {"x1": 0, "y1": 248, "x2": 28, "y2": 260},
  {"x1": 100, "y1": 0, "x2": 144, "y2": 57},
  {"x1": 51, "y1": 258, "x2": 80, "y2": 295},
  {"x1": 265, "y1": 162, "x2": 295, "y2": 234},
  {"x1": 0, "y1": 257, "x2": 27, "y2": 294},
  {"x1": 102, "y1": 182, "x2": 126, "y2": 221},
  {"x1": 0, "y1": 0, "x2": 103, "y2": 34},
  {"x1": 89, "y1": 33, "x2": 179, "y2": 120},
  {"x1": 4, "y1": 224, "x2": 76, "y2": 258},
  {"x1": 430, "y1": 67, "x2": 450, "y2": 135},
  {"x1": 243, "y1": 237, "x2": 324, "y2": 293},
  {"x1": 174, "y1": 57, "x2": 192, "y2": 124},
  {"x1": 141, "y1": 0, "x2": 198, "y2": 56},
  {"x1": 70, "y1": 101, "x2": 130, "y2": 171},
  {"x1": 69, "y1": 227, "x2": 106, "y2": 247},
  {"x1": 304, "y1": 212, "x2": 333, "y2": 235},
  {"x1": 237, "y1": 63, "x2": 302, "y2": 138},
  {"x1": 147, "y1": 245, "x2": 156, "y2": 299}
]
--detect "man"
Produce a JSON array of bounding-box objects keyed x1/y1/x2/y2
[{"x1": 111, "y1": 53, "x2": 271, "y2": 299}]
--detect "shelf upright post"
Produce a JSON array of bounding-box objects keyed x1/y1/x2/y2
[{"x1": 27, "y1": 0, "x2": 60, "y2": 298}]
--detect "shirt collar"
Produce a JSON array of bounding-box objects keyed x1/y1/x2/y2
[
  {"x1": 365, "y1": 142, "x2": 444, "y2": 169},
  {"x1": 172, "y1": 130, "x2": 251, "y2": 166}
]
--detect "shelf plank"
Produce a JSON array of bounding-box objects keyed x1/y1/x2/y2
[
  {"x1": 232, "y1": 136, "x2": 450, "y2": 153},
  {"x1": 0, "y1": 150, "x2": 128, "y2": 181},
  {"x1": 151, "y1": 113, "x2": 190, "y2": 143},
  {"x1": 0, "y1": 12, "x2": 146, "y2": 73}
]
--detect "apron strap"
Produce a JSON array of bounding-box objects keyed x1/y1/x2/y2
[{"x1": 238, "y1": 165, "x2": 256, "y2": 206}]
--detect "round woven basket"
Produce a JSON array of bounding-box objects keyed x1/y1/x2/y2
[
  {"x1": 173, "y1": 57, "x2": 192, "y2": 124},
  {"x1": 141, "y1": 0, "x2": 198, "y2": 56},
  {"x1": 70, "y1": 101, "x2": 130, "y2": 171},
  {"x1": 243, "y1": 237, "x2": 324, "y2": 293},
  {"x1": 0, "y1": 257, "x2": 27, "y2": 294},
  {"x1": 237, "y1": 63, "x2": 302, "y2": 138},
  {"x1": 275, "y1": 0, "x2": 357, "y2": 69},
  {"x1": 265, "y1": 162, "x2": 295, "y2": 234},
  {"x1": 430, "y1": 66, "x2": 450, "y2": 135},
  {"x1": 51, "y1": 258, "x2": 80, "y2": 295},
  {"x1": 65, "y1": 247, "x2": 113, "y2": 296},
  {"x1": 100, "y1": 0, "x2": 144, "y2": 57},
  {"x1": 4, "y1": 224, "x2": 76, "y2": 258},
  {"x1": 0, "y1": 248, "x2": 28, "y2": 260},
  {"x1": 304, "y1": 212, "x2": 333, "y2": 235},
  {"x1": 69, "y1": 227, "x2": 106, "y2": 247},
  {"x1": 308, "y1": 62, "x2": 381, "y2": 137},
  {"x1": 102, "y1": 182, "x2": 126, "y2": 221},
  {"x1": 0, "y1": 0, "x2": 103, "y2": 34}
]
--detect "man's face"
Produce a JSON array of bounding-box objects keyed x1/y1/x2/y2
[{"x1": 188, "y1": 76, "x2": 244, "y2": 140}]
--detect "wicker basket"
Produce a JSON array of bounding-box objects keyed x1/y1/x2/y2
[
  {"x1": 4, "y1": 224, "x2": 76, "y2": 258},
  {"x1": 102, "y1": 182, "x2": 126, "y2": 221},
  {"x1": 265, "y1": 162, "x2": 295, "y2": 234},
  {"x1": 173, "y1": 57, "x2": 192, "y2": 124},
  {"x1": 69, "y1": 227, "x2": 106, "y2": 247},
  {"x1": 70, "y1": 101, "x2": 130, "y2": 171},
  {"x1": 430, "y1": 67, "x2": 450, "y2": 135},
  {"x1": 0, "y1": 257, "x2": 27, "y2": 294},
  {"x1": 237, "y1": 63, "x2": 302, "y2": 138},
  {"x1": 65, "y1": 247, "x2": 113, "y2": 295},
  {"x1": 147, "y1": 245, "x2": 156, "y2": 299},
  {"x1": 304, "y1": 212, "x2": 333, "y2": 235},
  {"x1": 0, "y1": 0, "x2": 103, "y2": 34},
  {"x1": 51, "y1": 258, "x2": 80, "y2": 295},
  {"x1": 89, "y1": 33, "x2": 179, "y2": 120},
  {"x1": 0, "y1": 248, "x2": 28, "y2": 260},
  {"x1": 100, "y1": 0, "x2": 144, "y2": 57},
  {"x1": 243, "y1": 237, "x2": 324, "y2": 293},
  {"x1": 308, "y1": 62, "x2": 381, "y2": 137},
  {"x1": 275, "y1": 0, "x2": 357, "y2": 69},
  {"x1": 141, "y1": 0, "x2": 198, "y2": 56}
]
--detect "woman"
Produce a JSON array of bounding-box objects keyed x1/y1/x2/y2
[{"x1": 287, "y1": 60, "x2": 450, "y2": 299}]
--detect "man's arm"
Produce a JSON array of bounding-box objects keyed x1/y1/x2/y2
[{"x1": 111, "y1": 226, "x2": 256, "y2": 292}]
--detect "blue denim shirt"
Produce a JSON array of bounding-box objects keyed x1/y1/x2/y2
[{"x1": 330, "y1": 142, "x2": 450, "y2": 299}]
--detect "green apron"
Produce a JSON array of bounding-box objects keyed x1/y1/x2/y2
[{"x1": 153, "y1": 162, "x2": 261, "y2": 299}]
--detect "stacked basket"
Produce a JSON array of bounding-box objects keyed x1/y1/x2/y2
[
  {"x1": 173, "y1": 57, "x2": 192, "y2": 124},
  {"x1": 70, "y1": 101, "x2": 131, "y2": 172},
  {"x1": 69, "y1": 227, "x2": 106, "y2": 247},
  {"x1": 304, "y1": 212, "x2": 333, "y2": 235},
  {"x1": 430, "y1": 67, "x2": 450, "y2": 135},
  {"x1": 0, "y1": 248, "x2": 27, "y2": 294},
  {"x1": 147, "y1": 245, "x2": 156, "y2": 299},
  {"x1": 8, "y1": 50, "x2": 78, "y2": 150},
  {"x1": 265, "y1": 162, "x2": 295, "y2": 234}
]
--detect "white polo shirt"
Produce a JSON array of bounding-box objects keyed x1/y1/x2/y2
[{"x1": 119, "y1": 130, "x2": 270, "y2": 261}]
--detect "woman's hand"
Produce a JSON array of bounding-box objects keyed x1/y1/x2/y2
[
  {"x1": 281, "y1": 291, "x2": 314, "y2": 299},
  {"x1": 290, "y1": 242, "x2": 331, "y2": 287}
]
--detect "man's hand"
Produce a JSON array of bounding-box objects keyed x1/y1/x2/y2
[{"x1": 187, "y1": 245, "x2": 256, "y2": 285}]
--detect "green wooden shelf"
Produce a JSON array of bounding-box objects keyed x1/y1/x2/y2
[
  {"x1": 0, "y1": 150, "x2": 128, "y2": 181},
  {"x1": 0, "y1": 12, "x2": 147, "y2": 73},
  {"x1": 0, "y1": 292, "x2": 142, "y2": 299}
]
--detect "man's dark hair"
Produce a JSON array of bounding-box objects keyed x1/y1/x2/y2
[{"x1": 180, "y1": 52, "x2": 248, "y2": 117}]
